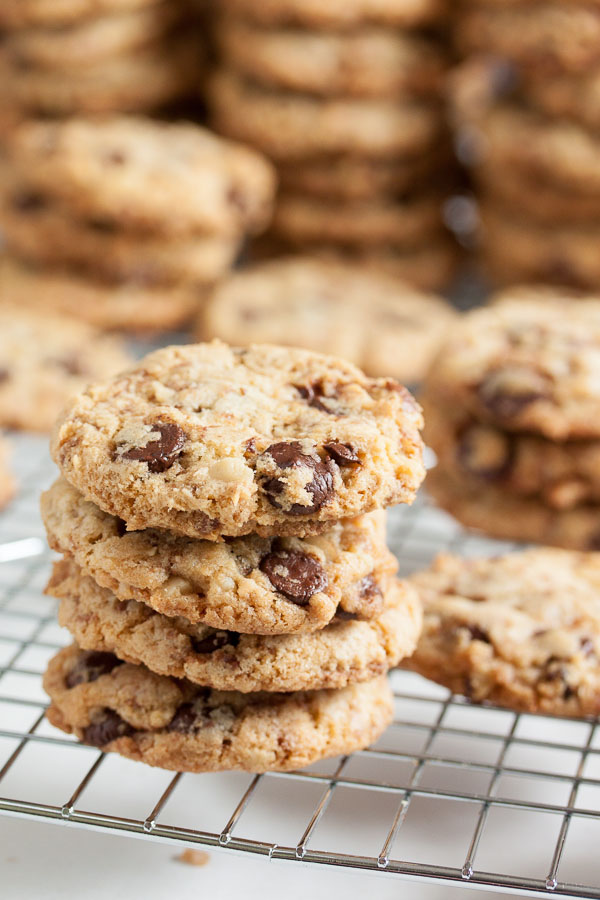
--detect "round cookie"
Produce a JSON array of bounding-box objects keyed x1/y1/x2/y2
[
  {"x1": 6, "y1": 117, "x2": 276, "y2": 236},
  {"x1": 0, "y1": 257, "x2": 200, "y2": 334},
  {"x1": 405, "y1": 548, "x2": 600, "y2": 716},
  {"x1": 51, "y1": 341, "x2": 425, "y2": 539},
  {"x1": 425, "y1": 293, "x2": 600, "y2": 440},
  {"x1": 456, "y1": 4, "x2": 600, "y2": 74},
  {"x1": 208, "y1": 70, "x2": 442, "y2": 161},
  {"x1": 3, "y1": 3, "x2": 182, "y2": 68},
  {"x1": 0, "y1": 198, "x2": 239, "y2": 287},
  {"x1": 50, "y1": 558, "x2": 420, "y2": 691},
  {"x1": 271, "y1": 192, "x2": 444, "y2": 248},
  {"x1": 217, "y1": 21, "x2": 446, "y2": 98},
  {"x1": 218, "y1": 0, "x2": 446, "y2": 28},
  {"x1": 0, "y1": 306, "x2": 131, "y2": 432},
  {"x1": 0, "y1": 0, "x2": 162, "y2": 28},
  {"x1": 426, "y1": 466, "x2": 600, "y2": 552},
  {"x1": 199, "y1": 257, "x2": 458, "y2": 384},
  {"x1": 44, "y1": 645, "x2": 394, "y2": 772},
  {"x1": 42, "y1": 477, "x2": 396, "y2": 634}
]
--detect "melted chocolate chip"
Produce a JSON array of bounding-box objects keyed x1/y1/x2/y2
[
  {"x1": 295, "y1": 381, "x2": 338, "y2": 415},
  {"x1": 120, "y1": 423, "x2": 185, "y2": 473},
  {"x1": 260, "y1": 550, "x2": 328, "y2": 605},
  {"x1": 261, "y1": 441, "x2": 335, "y2": 515},
  {"x1": 192, "y1": 631, "x2": 240, "y2": 654},
  {"x1": 168, "y1": 694, "x2": 211, "y2": 734},
  {"x1": 66, "y1": 651, "x2": 123, "y2": 688},
  {"x1": 478, "y1": 372, "x2": 547, "y2": 421},
  {"x1": 358, "y1": 574, "x2": 382, "y2": 601},
  {"x1": 83, "y1": 709, "x2": 134, "y2": 747},
  {"x1": 324, "y1": 442, "x2": 361, "y2": 467}
]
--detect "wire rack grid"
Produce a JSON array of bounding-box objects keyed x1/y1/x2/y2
[{"x1": 2, "y1": 435, "x2": 600, "y2": 899}]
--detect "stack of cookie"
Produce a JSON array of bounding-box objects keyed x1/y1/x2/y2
[
  {"x1": 0, "y1": 116, "x2": 276, "y2": 332},
  {"x1": 208, "y1": 0, "x2": 458, "y2": 292},
  {"x1": 41, "y1": 341, "x2": 426, "y2": 773},
  {"x1": 452, "y1": 3, "x2": 600, "y2": 289},
  {"x1": 0, "y1": 0, "x2": 202, "y2": 125},
  {"x1": 422, "y1": 289, "x2": 600, "y2": 550}
]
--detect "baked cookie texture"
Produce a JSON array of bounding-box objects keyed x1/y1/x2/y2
[
  {"x1": 44, "y1": 645, "x2": 394, "y2": 773},
  {"x1": 199, "y1": 257, "x2": 457, "y2": 384},
  {"x1": 218, "y1": 0, "x2": 446, "y2": 28},
  {"x1": 42, "y1": 478, "x2": 397, "y2": 634},
  {"x1": 405, "y1": 550, "x2": 600, "y2": 717},
  {"x1": 0, "y1": 0, "x2": 162, "y2": 28},
  {"x1": 51, "y1": 341, "x2": 425, "y2": 539},
  {"x1": 50, "y1": 558, "x2": 421, "y2": 692}
]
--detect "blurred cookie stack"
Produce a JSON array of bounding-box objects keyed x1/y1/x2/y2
[
  {"x1": 208, "y1": 0, "x2": 458, "y2": 292},
  {"x1": 0, "y1": 116, "x2": 275, "y2": 332},
  {"x1": 453, "y1": 1, "x2": 600, "y2": 289},
  {"x1": 41, "y1": 342, "x2": 425, "y2": 772},
  {"x1": 0, "y1": 0, "x2": 202, "y2": 128},
  {"x1": 422, "y1": 290, "x2": 600, "y2": 550}
]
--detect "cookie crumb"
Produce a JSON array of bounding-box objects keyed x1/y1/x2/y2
[{"x1": 174, "y1": 849, "x2": 211, "y2": 867}]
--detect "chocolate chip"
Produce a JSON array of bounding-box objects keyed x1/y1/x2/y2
[
  {"x1": 66, "y1": 651, "x2": 123, "y2": 688},
  {"x1": 358, "y1": 573, "x2": 382, "y2": 601},
  {"x1": 261, "y1": 441, "x2": 335, "y2": 515},
  {"x1": 168, "y1": 694, "x2": 211, "y2": 734},
  {"x1": 120, "y1": 423, "x2": 185, "y2": 473},
  {"x1": 324, "y1": 442, "x2": 361, "y2": 467},
  {"x1": 456, "y1": 424, "x2": 513, "y2": 481},
  {"x1": 260, "y1": 550, "x2": 328, "y2": 605},
  {"x1": 83, "y1": 709, "x2": 134, "y2": 747},
  {"x1": 477, "y1": 370, "x2": 548, "y2": 421},
  {"x1": 295, "y1": 382, "x2": 338, "y2": 415},
  {"x1": 191, "y1": 631, "x2": 240, "y2": 654},
  {"x1": 11, "y1": 191, "x2": 46, "y2": 212}
]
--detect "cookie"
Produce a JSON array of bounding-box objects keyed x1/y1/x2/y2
[
  {"x1": 481, "y1": 206, "x2": 600, "y2": 293},
  {"x1": 208, "y1": 70, "x2": 442, "y2": 161},
  {"x1": 271, "y1": 192, "x2": 444, "y2": 248},
  {"x1": 423, "y1": 388, "x2": 600, "y2": 511},
  {"x1": 199, "y1": 257, "x2": 458, "y2": 384},
  {"x1": 522, "y1": 67, "x2": 600, "y2": 133},
  {"x1": 41, "y1": 477, "x2": 396, "y2": 633},
  {"x1": 405, "y1": 548, "x2": 600, "y2": 716},
  {"x1": 0, "y1": 32, "x2": 201, "y2": 116},
  {"x1": 424, "y1": 293, "x2": 600, "y2": 441},
  {"x1": 44, "y1": 644, "x2": 394, "y2": 772},
  {"x1": 0, "y1": 257, "x2": 200, "y2": 334},
  {"x1": 217, "y1": 20, "x2": 446, "y2": 98},
  {"x1": 218, "y1": 0, "x2": 446, "y2": 29},
  {"x1": 0, "y1": 306, "x2": 131, "y2": 432},
  {"x1": 51, "y1": 341, "x2": 425, "y2": 539},
  {"x1": 456, "y1": 4, "x2": 600, "y2": 75},
  {"x1": 0, "y1": 0, "x2": 161, "y2": 28},
  {"x1": 426, "y1": 466, "x2": 600, "y2": 552},
  {"x1": 3, "y1": 3, "x2": 182, "y2": 68},
  {"x1": 6, "y1": 117, "x2": 276, "y2": 236},
  {"x1": 0, "y1": 437, "x2": 15, "y2": 510},
  {"x1": 49, "y1": 558, "x2": 419, "y2": 691},
  {"x1": 0, "y1": 197, "x2": 239, "y2": 287}
]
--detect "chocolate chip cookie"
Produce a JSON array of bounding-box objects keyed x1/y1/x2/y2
[
  {"x1": 42, "y1": 478, "x2": 396, "y2": 633},
  {"x1": 51, "y1": 341, "x2": 425, "y2": 539},
  {"x1": 218, "y1": 0, "x2": 446, "y2": 28},
  {"x1": 199, "y1": 257, "x2": 457, "y2": 384},
  {"x1": 405, "y1": 549, "x2": 600, "y2": 716},
  {"x1": 44, "y1": 644, "x2": 394, "y2": 772},
  {"x1": 50, "y1": 558, "x2": 420, "y2": 691}
]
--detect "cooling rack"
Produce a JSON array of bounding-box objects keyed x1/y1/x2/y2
[{"x1": 2, "y1": 435, "x2": 600, "y2": 900}]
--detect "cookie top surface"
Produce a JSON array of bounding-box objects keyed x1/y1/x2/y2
[
  {"x1": 51, "y1": 558, "x2": 420, "y2": 691},
  {"x1": 0, "y1": 304, "x2": 131, "y2": 432},
  {"x1": 44, "y1": 645, "x2": 393, "y2": 772},
  {"x1": 219, "y1": 0, "x2": 446, "y2": 28},
  {"x1": 42, "y1": 478, "x2": 397, "y2": 633},
  {"x1": 7, "y1": 117, "x2": 276, "y2": 236},
  {"x1": 425, "y1": 293, "x2": 600, "y2": 440},
  {"x1": 0, "y1": 0, "x2": 158, "y2": 28},
  {"x1": 407, "y1": 549, "x2": 600, "y2": 716},
  {"x1": 201, "y1": 257, "x2": 457, "y2": 384},
  {"x1": 52, "y1": 341, "x2": 424, "y2": 538}
]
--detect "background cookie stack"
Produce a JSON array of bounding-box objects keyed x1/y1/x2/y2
[
  {"x1": 452, "y1": 1, "x2": 600, "y2": 290},
  {"x1": 0, "y1": 0, "x2": 202, "y2": 128},
  {"x1": 208, "y1": 0, "x2": 458, "y2": 292},
  {"x1": 0, "y1": 116, "x2": 276, "y2": 332},
  {"x1": 40, "y1": 341, "x2": 425, "y2": 773},
  {"x1": 422, "y1": 290, "x2": 600, "y2": 550}
]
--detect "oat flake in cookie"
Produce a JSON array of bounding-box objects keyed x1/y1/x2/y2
[
  {"x1": 405, "y1": 549, "x2": 600, "y2": 717},
  {"x1": 51, "y1": 341, "x2": 425, "y2": 539},
  {"x1": 44, "y1": 645, "x2": 394, "y2": 772}
]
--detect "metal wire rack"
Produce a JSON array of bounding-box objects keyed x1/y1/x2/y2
[{"x1": 2, "y1": 435, "x2": 600, "y2": 899}]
